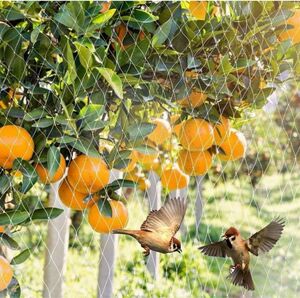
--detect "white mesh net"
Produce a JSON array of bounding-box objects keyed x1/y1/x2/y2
[{"x1": 0, "y1": 1, "x2": 299, "y2": 298}]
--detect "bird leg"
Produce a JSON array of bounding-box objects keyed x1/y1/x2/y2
[{"x1": 141, "y1": 245, "x2": 150, "y2": 257}]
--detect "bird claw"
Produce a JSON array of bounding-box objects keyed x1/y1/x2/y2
[{"x1": 141, "y1": 246, "x2": 150, "y2": 257}]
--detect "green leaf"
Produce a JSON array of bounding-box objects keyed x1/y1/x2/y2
[
  {"x1": 62, "y1": 37, "x2": 77, "y2": 84},
  {"x1": 54, "y1": 2, "x2": 85, "y2": 33},
  {"x1": 127, "y1": 122, "x2": 156, "y2": 141},
  {"x1": 113, "y1": 158, "x2": 131, "y2": 170},
  {"x1": 0, "y1": 174, "x2": 12, "y2": 195},
  {"x1": 13, "y1": 158, "x2": 38, "y2": 193},
  {"x1": 97, "y1": 199, "x2": 112, "y2": 217},
  {"x1": 5, "y1": 108, "x2": 25, "y2": 119},
  {"x1": 152, "y1": 18, "x2": 173, "y2": 46},
  {"x1": 92, "y1": 9, "x2": 116, "y2": 26},
  {"x1": 122, "y1": 9, "x2": 158, "y2": 24},
  {"x1": 0, "y1": 233, "x2": 20, "y2": 250},
  {"x1": 134, "y1": 145, "x2": 157, "y2": 155},
  {"x1": 81, "y1": 120, "x2": 108, "y2": 131},
  {"x1": 74, "y1": 41, "x2": 94, "y2": 70},
  {"x1": 31, "y1": 208, "x2": 64, "y2": 221},
  {"x1": 47, "y1": 146, "x2": 61, "y2": 180},
  {"x1": 97, "y1": 67, "x2": 123, "y2": 99},
  {"x1": 24, "y1": 108, "x2": 47, "y2": 122},
  {"x1": 10, "y1": 249, "x2": 31, "y2": 265},
  {"x1": 56, "y1": 136, "x2": 77, "y2": 144},
  {"x1": 107, "y1": 179, "x2": 137, "y2": 190},
  {"x1": 219, "y1": 54, "x2": 233, "y2": 74},
  {"x1": 71, "y1": 137, "x2": 100, "y2": 158},
  {"x1": 32, "y1": 118, "x2": 54, "y2": 128},
  {"x1": 78, "y1": 104, "x2": 105, "y2": 128},
  {"x1": 0, "y1": 211, "x2": 29, "y2": 225}
]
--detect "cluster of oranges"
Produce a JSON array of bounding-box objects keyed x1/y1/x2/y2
[{"x1": 122, "y1": 107, "x2": 247, "y2": 192}]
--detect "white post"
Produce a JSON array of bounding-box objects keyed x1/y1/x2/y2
[
  {"x1": 195, "y1": 176, "x2": 204, "y2": 236},
  {"x1": 43, "y1": 182, "x2": 71, "y2": 298},
  {"x1": 97, "y1": 170, "x2": 121, "y2": 298},
  {"x1": 146, "y1": 170, "x2": 161, "y2": 279}
]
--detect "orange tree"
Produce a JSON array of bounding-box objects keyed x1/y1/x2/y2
[{"x1": 0, "y1": 1, "x2": 299, "y2": 295}]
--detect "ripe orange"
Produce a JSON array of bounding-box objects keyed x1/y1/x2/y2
[
  {"x1": 218, "y1": 129, "x2": 247, "y2": 161},
  {"x1": 142, "y1": 158, "x2": 160, "y2": 172},
  {"x1": 0, "y1": 226, "x2": 4, "y2": 233},
  {"x1": 189, "y1": 1, "x2": 208, "y2": 20},
  {"x1": 170, "y1": 114, "x2": 184, "y2": 138},
  {"x1": 99, "y1": 1, "x2": 111, "y2": 13},
  {"x1": 0, "y1": 158, "x2": 14, "y2": 170},
  {"x1": 161, "y1": 165, "x2": 189, "y2": 191},
  {"x1": 0, "y1": 256, "x2": 13, "y2": 291},
  {"x1": 178, "y1": 91, "x2": 207, "y2": 108},
  {"x1": 178, "y1": 149, "x2": 212, "y2": 176},
  {"x1": 138, "y1": 177, "x2": 151, "y2": 191},
  {"x1": 134, "y1": 146, "x2": 159, "y2": 164},
  {"x1": 213, "y1": 115, "x2": 230, "y2": 145},
  {"x1": 67, "y1": 155, "x2": 110, "y2": 193},
  {"x1": 120, "y1": 151, "x2": 137, "y2": 173},
  {"x1": 179, "y1": 118, "x2": 214, "y2": 151},
  {"x1": 147, "y1": 119, "x2": 171, "y2": 145},
  {"x1": 35, "y1": 154, "x2": 66, "y2": 184},
  {"x1": 58, "y1": 179, "x2": 96, "y2": 210},
  {"x1": 88, "y1": 200, "x2": 128, "y2": 233},
  {"x1": 279, "y1": 10, "x2": 300, "y2": 45},
  {"x1": 0, "y1": 125, "x2": 34, "y2": 169}
]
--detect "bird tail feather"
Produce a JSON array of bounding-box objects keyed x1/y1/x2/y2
[
  {"x1": 112, "y1": 229, "x2": 139, "y2": 238},
  {"x1": 227, "y1": 266, "x2": 255, "y2": 291}
]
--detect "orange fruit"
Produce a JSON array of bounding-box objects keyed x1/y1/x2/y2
[
  {"x1": 0, "y1": 100, "x2": 7, "y2": 109},
  {"x1": 0, "y1": 158, "x2": 14, "y2": 170},
  {"x1": 99, "y1": 1, "x2": 111, "y2": 13},
  {"x1": 178, "y1": 91, "x2": 207, "y2": 108},
  {"x1": 0, "y1": 256, "x2": 13, "y2": 291},
  {"x1": 142, "y1": 158, "x2": 160, "y2": 172},
  {"x1": 218, "y1": 129, "x2": 247, "y2": 161},
  {"x1": 179, "y1": 118, "x2": 214, "y2": 151},
  {"x1": 58, "y1": 179, "x2": 96, "y2": 210},
  {"x1": 138, "y1": 177, "x2": 151, "y2": 191},
  {"x1": 161, "y1": 165, "x2": 189, "y2": 191},
  {"x1": 279, "y1": 10, "x2": 300, "y2": 45},
  {"x1": 170, "y1": 114, "x2": 184, "y2": 138},
  {"x1": 147, "y1": 119, "x2": 171, "y2": 146},
  {"x1": 178, "y1": 149, "x2": 212, "y2": 176},
  {"x1": 67, "y1": 155, "x2": 110, "y2": 193},
  {"x1": 134, "y1": 146, "x2": 159, "y2": 164},
  {"x1": 88, "y1": 200, "x2": 128, "y2": 233},
  {"x1": 0, "y1": 125, "x2": 34, "y2": 169},
  {"x1": 0, "y1": 226, "x2": 4, "y2": 233},
  {"x1": 35, "y1": 154, "x2": 66, "y2": 184},
  {"x1": 120, "y1": 151, "x2": 137, "y2": 173},
  {"x1": 189, "y1": 1, "x2": 208, "y2": 20},
  {"x1": 213, "y1": 115, "x2": 230, "y2": 145}
]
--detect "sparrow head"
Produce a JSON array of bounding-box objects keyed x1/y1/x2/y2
[
  {"x1": 222, "y1": 227, "x2": 240, "y2": 242},
  {"x1": 170, "y1": 237, "x2": 182, "y2": 253}
]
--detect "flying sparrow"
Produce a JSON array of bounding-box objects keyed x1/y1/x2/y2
[
  {"x1": 199, "y1": 218, "x2": 285, "y2": 291},
  {"x1": 113, "y1": 197, "x2": 187, "y2": 256}
]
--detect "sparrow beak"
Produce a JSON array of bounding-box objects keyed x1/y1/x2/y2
[
  {"x1": 177, "y1": 248, "x2": 182, "y2": 254},
  {"x1": 221, "y1": 234, "x2": 226, "y2": 238}
]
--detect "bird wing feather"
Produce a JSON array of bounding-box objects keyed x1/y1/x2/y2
[
  {"x1": 247, "y1": 217, "x2": 285, "y2": 256},
  {"x1": 140, "y1": 197, "x2": 187, "y2": 242},
  {"x1": 198, "y1": 240, "x2": 231, "y2": 258}
]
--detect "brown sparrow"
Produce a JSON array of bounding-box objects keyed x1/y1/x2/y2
[
  {"x1": 113, "y1": 197, "x2": 187, "y2": 256},
  {"x1": 199, "y1": 218, "x2": 285, "y2": 291}
]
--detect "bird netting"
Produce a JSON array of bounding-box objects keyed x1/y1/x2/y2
[{"x1": 0, "y1": 1, "x2": 299, "y2": 298}]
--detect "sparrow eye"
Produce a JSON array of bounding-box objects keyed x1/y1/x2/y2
[{"x1": 231, "y1": 236, "x2": 236, "y2": 241}]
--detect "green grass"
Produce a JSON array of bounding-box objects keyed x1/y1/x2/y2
[{"x1": 13, "y1": 171, "x2": 300, "y2": 297}]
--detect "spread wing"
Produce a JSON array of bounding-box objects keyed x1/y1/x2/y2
[
  {"x1": 140, "y1": 197, "x2": 187, "y2": 242},
  {"x1": 199, "y1": 240, "x2": 232, "y2": 258},
  {"x1": 247, "y1": 217, "x2": 285, "y2": 256}
]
